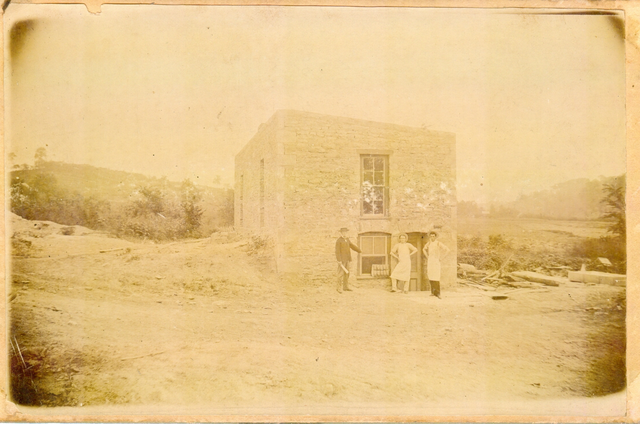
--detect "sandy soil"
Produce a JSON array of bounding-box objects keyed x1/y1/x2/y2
[{"x1": 8, "y1": 215, "x2": 626, "y2": 416}]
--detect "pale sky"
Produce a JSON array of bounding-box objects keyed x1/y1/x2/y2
[{"x1": 4, "y1": 5, "x2": 626, "y2": 203}]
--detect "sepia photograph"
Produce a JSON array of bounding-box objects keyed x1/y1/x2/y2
[{"x1": 3, "y1": 2, "x2": 632, "y2": 419}]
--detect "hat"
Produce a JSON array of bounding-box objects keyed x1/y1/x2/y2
[
  {"x1": 398, "y1": 232, "x2": 408, "y2": 239},
  {"x1": 340, "y1": 227, "x2": 349, "y2": 232},
  {"x1": 428, "y1": 231, "x2": 438, "y2": 237}
]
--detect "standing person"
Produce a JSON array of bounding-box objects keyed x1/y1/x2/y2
[
  {"x1": 390, "y1": 233, "x2": 418, "y2": 294},
  {"x1": 422, "y1": 231, "x2": 451, "y2": 298},
  {"x1": 335, "y1": 227, "x2": 362, "y2": 293}
]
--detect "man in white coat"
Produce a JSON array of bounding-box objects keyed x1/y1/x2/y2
[{"x1": 422, "y1": 231, "x2": 451, "y2": 298}]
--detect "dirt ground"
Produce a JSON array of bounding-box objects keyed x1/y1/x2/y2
[{"x1": 8, "y1": 215, "x2": 626, "y2": 416}]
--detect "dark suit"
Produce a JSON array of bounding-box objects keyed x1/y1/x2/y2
[{"x1": 335, "y1": 237, "x2": 362, "y2": 292}]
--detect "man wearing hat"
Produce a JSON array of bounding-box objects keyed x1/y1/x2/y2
[{"x1": 335, "y1": 227, "x2": 362, "y2": 293}]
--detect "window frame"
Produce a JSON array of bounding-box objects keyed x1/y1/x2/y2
[
  {"x1": 358, "y1": 232, "x2": 391, "y2": 278},
  {"x1": 360, "y1": 154, "x2": 389, "y2": 218}
]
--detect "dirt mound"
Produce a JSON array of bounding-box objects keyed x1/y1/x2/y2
[
  {"x1": 10, "y1": 213, "x2": 96, "y2": 238},
  {"x1": 10, "y1": 214, "x2": 138, "y2": 258}
]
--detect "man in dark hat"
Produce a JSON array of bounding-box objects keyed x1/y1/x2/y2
[{"x1": 335, "y1": 227, "x2": 362, "y2": 293}]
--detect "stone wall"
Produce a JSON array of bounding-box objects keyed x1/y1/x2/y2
[
  {"x1": 234, "y1": 114, "x2": 283, "y2": 235},
  {"x1": 235, "y1": 110, "x2": 457, "y2": 288}
]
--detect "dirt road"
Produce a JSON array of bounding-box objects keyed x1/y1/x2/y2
[{"x1": 8, "y1": 216, "x2": 626, "y2": 416}]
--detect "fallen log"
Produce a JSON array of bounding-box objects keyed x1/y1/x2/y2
[
  {"x1": 503, "y1": 273, "x2": 526, "y2": 282},
  {"x1": 466, "y1": 270, "x2": 490, "y2": 276},
  {"x1": 568, "y1": 270, "x2": 626, "y2": 286},
  {"x1": 510, "y1": 271, "x2": 565, "y2": 287},
  {"x1": 505, "y1": 281, "x2": 542, "y2": 289}
]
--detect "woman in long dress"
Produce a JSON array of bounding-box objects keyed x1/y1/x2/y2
[
  {"x1": 422, "y1": 231, "x2": 451, "y2": 298},
  {"x1": 390, "y1": 233, "x2": 418, "y2": 293}
]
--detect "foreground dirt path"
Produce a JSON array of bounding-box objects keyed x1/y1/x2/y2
[{"x1": 8, "y1": 220, "x2": 626, "y2": 416}]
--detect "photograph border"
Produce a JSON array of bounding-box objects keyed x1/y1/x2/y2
[{"x1": 1, "y1": 0, "x2": 638, "y2": 421}]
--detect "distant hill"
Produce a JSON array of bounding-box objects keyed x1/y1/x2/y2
[
  {"x1": 458, "y1": 175, "x2": 625, "y2": 221},
  {"x1": 10, "y1": 161, "x2": 234, "y2": 233},
  {"x1": 12, "y1": 162, "x2": 161, "y2": 203},
  {"x1": 501, "y1": 175, "x2": 624, "y2": 220}
]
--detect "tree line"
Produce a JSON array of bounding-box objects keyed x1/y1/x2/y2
[
  {"x1": 10, "y1": 149, "x2": 233, "y2": 240},
  {"x1": 458, "y1": 175, "x2": 626, "y2": 273}
]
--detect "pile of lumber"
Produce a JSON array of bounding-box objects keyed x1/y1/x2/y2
[{"x1": 457, "y1": 258, "x2": 566, "y2": 291}]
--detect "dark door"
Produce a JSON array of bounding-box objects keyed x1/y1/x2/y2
[{"x1": 404, "y1": 233, "x2": 424, "y2": 291}]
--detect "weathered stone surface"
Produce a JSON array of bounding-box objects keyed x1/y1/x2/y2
[{"x1": 235, "y1": 110, "x2": 457, "y2": 286}]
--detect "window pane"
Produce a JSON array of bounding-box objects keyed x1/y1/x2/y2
[
  {"x1": 374, "y1": 157, "x2": 385, "y2": 171},
  {"x1": 361, "y1": 155, "x2": 388, "y2": 217},
  {"x1": 362, "y1": 256, "x2": 387, "y2": 274},
  {"x1": 373, "y1": 200, "x2": 384, "y2": 215},
  {"x1": 360, "y1": 237, "x2": 373, "y2": 254},
  {"x1": 363, "y1": 200, "x2": 373, "y2": 214},
  {"x1": 374, "y1": 171, "x2": 384, "y2": 186},
  {"x1": 373, "y1": 237, "x2": 386, "y2": 254}
]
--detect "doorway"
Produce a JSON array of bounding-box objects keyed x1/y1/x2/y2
[{"x1": 401, "y1": 232, "x2": 428, "y2": 292}]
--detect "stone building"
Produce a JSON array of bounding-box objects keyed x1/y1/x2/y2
[{"x1": 235, "y1": 110, "x2": 456, "y2": 291}]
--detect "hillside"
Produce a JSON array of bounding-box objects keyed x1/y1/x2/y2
[
  {"x1": 486, "y1": 175, "x2": 625, "y2": 221},
  {"x1": 12, "y1": 162, "x2": 156, "y2": 203},
  {"x1": 9, "y1": 161, "x2": 234, "y2": 236}
]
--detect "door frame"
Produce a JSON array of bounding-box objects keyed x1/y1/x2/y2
[{"x1": 406, "y1": 232, "x2": 426, "y2": 291}]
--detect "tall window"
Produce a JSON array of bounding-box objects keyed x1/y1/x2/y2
[
  {"x1": 359, "y1": 232, "x2": 390, "y2": 277},
  {"x1": 361, "y1": 155, "x2": 389, "y2": 216},
  {"x1": 260, "y1": 159, "x2": 265, "y2": 227}
]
